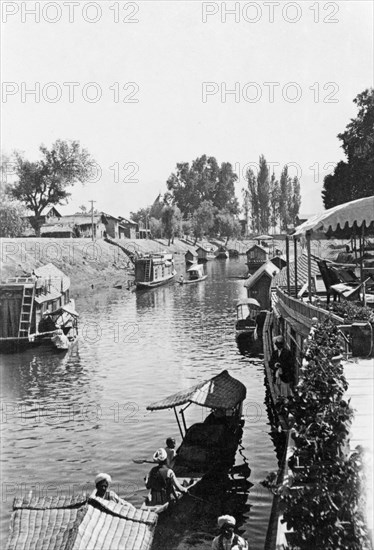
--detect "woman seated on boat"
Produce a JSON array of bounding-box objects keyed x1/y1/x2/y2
[
  {"x1": 212, "y1": 515, "x2": 248, "y2": 550},
  {"x1": 93, "y1": 473, "x2": 128, "y2": 505},
  {"x1": 145, "y1": 448, "x2": 188, "y2": 505}
]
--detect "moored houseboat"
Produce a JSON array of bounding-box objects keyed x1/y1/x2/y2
[
  {"x1": 135, "y1": 252, "x2": 176, "y2": 289},
  {"x1": 196, "y1": 245, "x2": 216, "y2": 263},
  {"x1": 246, "y1": 244, "x2": 269, "y2": 273},
  {"x1": 215, "y1": 245, "x2": 229, "y2": 259},
  {"x1": 0, "y1": 263, "x2": 77, "y2": 353}
]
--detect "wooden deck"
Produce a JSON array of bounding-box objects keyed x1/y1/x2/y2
[{"x1": 343, "y1": 357, "x2": 374, "y2": 542}]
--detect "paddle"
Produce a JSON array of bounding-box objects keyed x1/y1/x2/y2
[{"x1": 132, "y1": 459, "x2": 156, "y2": 464}]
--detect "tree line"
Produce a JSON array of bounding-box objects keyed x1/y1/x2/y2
[{"x1": 1, "y1": 88, "x2": 372, "y2": 239}]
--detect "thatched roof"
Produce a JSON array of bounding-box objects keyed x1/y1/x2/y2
[
  {"x1": 6, "y1": 494, "x2": 158, "y2": 550},
  {"x1": 147, "y1": 370, "x2": 246, "y2": 411}
]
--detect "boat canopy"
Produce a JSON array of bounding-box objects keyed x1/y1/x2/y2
[
  {"x1": 293, "y1": 196, "x2": 374, "y2": 238},
  {"x1": 147, "y1": 370, "x2": 246, "y2": 411},
  {"x1": 236, "y1": 298, "x2": 261, "y2": 308},
  {"x1": 187, "y1": 264, "x2": 204, "y2": 274},
  {"x1": 48, "y1": 304, "x2": 79, "y2": 318}
]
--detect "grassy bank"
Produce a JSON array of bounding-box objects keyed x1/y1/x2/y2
[{"x1": 0, "y1": 238, "x2": 134, "y2": 293}]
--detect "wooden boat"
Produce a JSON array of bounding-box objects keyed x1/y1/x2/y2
[
  {"x1": 179, "y1": 264, "x2": 207, "y2": 285},
  {"x1": 135, "y1": 253, "x2": 176, "y2": 289},
  {"x1": 48, "y1": 303, "x2": 79, "y2": 350},
  {"x1": 0, "y1": 263, "x2": 76, "y2": 353},
  {"x1": 215, "y1": 246, "x2": 229, "y2": 259},
  {"x1": 235, "y1": 298, "x2": 263, "y2": 352},
  {"x1": 142, "y1": 370, "x2": 246, "y2": 512}
]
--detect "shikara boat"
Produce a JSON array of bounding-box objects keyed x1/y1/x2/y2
[
  {"x1": 179, "y1": 264, "x2": 207, "y2": 285},
  {"x1": 142, "y1": 370, "x2": 246, "y2": 512},
  {"x1": 48, "y1": 303, "x2": 79, "y2": 350},
  {"x1": 135, "y1": 253, "x2": 176, "y2": 289},
  {"x1": 235, "y1": 298, "x2": 266, "y2": 355}
]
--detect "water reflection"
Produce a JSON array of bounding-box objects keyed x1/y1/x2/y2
[{"x1": 0, "y1": 257, "x2": 278, "y2": 548}]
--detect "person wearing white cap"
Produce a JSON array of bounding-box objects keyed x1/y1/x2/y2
[
  {"x1": 93, "y1": 473, "x2": 127, "y2": 505},
  {"x1": 212, "y1": 515, "x2": 248, "y2": 549},
  {"x1": 269, "y1": 335, "x2": 294, "y2": 397},
  {"x1": 145, "y1": 448, "x2": 188, "y2": 505}
]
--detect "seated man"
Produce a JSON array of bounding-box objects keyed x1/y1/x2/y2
[
  {"x1": 212, "y1": 515, "x2": 248, "y2": 549},
  {"x1": 269, "y1": 336, "x2": 294, "y2": 398},
  {"x1": 145, "y1": 448, "x2": 188, "y2": 505},
  {"x1": 92, "y1": 473, "x2": 127, "y2": 505}
]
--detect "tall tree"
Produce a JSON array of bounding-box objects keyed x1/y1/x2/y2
[
  {"x1": 257, "y1": 155, "x2": 270, "y2": 233},
  {"x1": 322, "y1": 88, "x2": 374, "y2": 207},
  {"x1": 0, "y1": 193, "x2": 28, "y2": 237},
  {"x1": 166, "y1": 155, "x2": 239, "y2": 217},
  {"x1": 7, "y1": 140, "x2": 93, "y2": 235},
  {"x1": 191, "y1": 200, "x2": 216, "y2": 244},
  {"x1": 245, "y1": 167, "x2": 260, "y2": 233},
  {"x1": 279, "y1": 165, "x2": 291, "y2": 231},
  {"x1": 269, "y1": 172, "x2": 280, "y2": 233},
  {"x1": 161, "y1": 205, "x2": 182, "y2": 245},
  {"x1": 289, "y1": 176, "x2": 301, "y2": 226},
  {"x1": 216, "y1": 210, "x2": 241, "y2": 244}
]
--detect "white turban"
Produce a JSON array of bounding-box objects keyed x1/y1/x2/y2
[
  {"x1": 153, "y1": 448, "x2": 167, "y2": 462},
  {"x1": 217, "y1": 515, "x2": 236, "y2": 528},
  {"x1": 95, "y1": 473, "x2": 112, "y2": 485}
]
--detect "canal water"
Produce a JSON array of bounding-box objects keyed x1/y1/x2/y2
[{"x1": 0, "y1": 257, "x2": 278, "y2": 549}]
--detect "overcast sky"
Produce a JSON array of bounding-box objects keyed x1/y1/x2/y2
[{"x1": 1, "y1": 0, "x2": 373, "y2": 219}]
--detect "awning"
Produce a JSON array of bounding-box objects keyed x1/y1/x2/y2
[
  {"x1": 293, "y1": 196, "x2": 374, "y2": 237},
  {"x1": 236, "y1": 298, "x2": 261, "y2": 308},
  {"x1": 48, "y1": 304, "x2": 79, "y2": 318},
  {"x1": 187, "y1": 264, "x2": 204, "y2": 274},
  {"x1": 147, "y1": 370, "x2": 246, "y2": 411}
]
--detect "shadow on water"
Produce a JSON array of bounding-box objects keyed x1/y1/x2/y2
[{"x1": 152, "y1": 461, "x2": 253, "y2": 550}]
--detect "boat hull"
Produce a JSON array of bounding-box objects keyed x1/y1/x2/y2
[
  {"x1": 179, "y1": 275, "x2": 207, "y2": 285},
  {"x1": 136, "y1": 273, "x2": 176, "y2": 289}
]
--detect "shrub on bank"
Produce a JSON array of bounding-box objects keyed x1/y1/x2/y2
[{"x1": 277, "y1": 320, "x2": 371, "y2": 550}]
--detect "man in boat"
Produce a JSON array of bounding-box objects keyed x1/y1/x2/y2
[
  {"x1": 93, "y1": 473, "x2": 127, "y2": 505},
  {"x1": 145, "y1": 448, "x2": 188, "y2": 505},
  {"x1": 164, "y1": 437, "x2": 176, "y2": 468},
  {"x1": 269, "y1": 336, "x2": 294, "y2": 397},
  {"x1": 212, "y1": 515, "x2": 248, "y2": 549}
]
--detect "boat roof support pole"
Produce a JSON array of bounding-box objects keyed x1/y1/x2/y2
[
  {"x1": 174, "y1": 407, "x2": 184, "y2": 439},
  {"x1": 286, "y1": 236, "x2": 290, "y2": 294},
  {"x1": 294, "y1": 237, "x2": 298, "y2": 298},
  {"x1": 360, "y1": 223, "x2": 365, "y2": 284},
  {"x1": 306, "y1": 230, "x2": 312, "y2": 302},
  {"x1": 180, "y1": 409, "x2": 188, "y2": 435}
]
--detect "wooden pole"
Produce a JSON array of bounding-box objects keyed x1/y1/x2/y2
[
  {"x1": 286, "y1": 236, "x2": 290, "y2": 294},
  {"x1": 174, "y1": 407, "x2": 184, "y2": 439},
  {"x1": 90, "y1": 200, "x2": 96, "y2": 241},
  {"x1": 306, "y1": 230, "x2": 312, "y2": 302},
  {"x1": 294, "y1": 237, "x2": 298, "y2": 298}
]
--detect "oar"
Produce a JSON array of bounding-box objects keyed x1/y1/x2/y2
[
  {"x1": 186, "y1": 492, "x2": 210, "y2": 504},
  {"x1": 132, "y1": 459, "x2": 156, "y2": 464}
]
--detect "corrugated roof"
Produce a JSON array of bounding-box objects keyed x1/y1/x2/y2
[
  {"x1": 244, "y1": 261, "x2": 280, "y2": 288},
  {"x1": 273, "y1": 253, "x2": 324, "y2": 288},
  {"x1": 6, "y1": 494, "x2": 157, "y2": 550},
  {"x1": 147, "y1": 370, "x2": 246, "y2": 411},
  {"x1": 33, "y1": 263, "x2": 70, "y2": 303}
]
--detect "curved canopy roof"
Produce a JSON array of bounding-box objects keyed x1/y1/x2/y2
[
  {"x1": 293, "y1": 196, "x2": 374, "y2": 237},
  {"x1": 236, "y1": 298, "x2": 261, "y2": 308},
  {"x1": 147, "y1": 370, "x2": 246, "y2": 411}
]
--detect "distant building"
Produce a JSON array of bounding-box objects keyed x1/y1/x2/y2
[{"x1": 244, "y1": 261, "x2": 280, "y2": 310}]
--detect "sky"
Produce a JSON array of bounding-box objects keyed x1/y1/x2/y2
[{"x1": 1, "y1": 0, "x2": 373, "y2": 219}]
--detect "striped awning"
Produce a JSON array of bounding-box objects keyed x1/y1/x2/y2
[
  {"x1": 147, "y1": 370, "x2": 246, "y2": 411},
  {"x1": 293, "y1": 196, "x2": 374, "y2": 237}
]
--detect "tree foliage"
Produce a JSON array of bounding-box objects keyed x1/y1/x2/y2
[
  {"x1": 166, "y1": 155, "x2": 239, "y2": 217},
  {"x1": 322, "y1": 88, "x2": 374, "y2": 208},
  {"x1": 191, "y1": 200, "x2": 216, "y2": 243},
  {"x1": 244, "y1": 157, "x2": 300, "y2": 233},
  {"x1": 161, "y1": 205, "x2": 182, "y2": 245},
  {"x1": 0, "y1": 194, "x2": 28, "y2": 237},
  {"x1": 7, "y1": 140, "x2": 93, "y2": 235}
]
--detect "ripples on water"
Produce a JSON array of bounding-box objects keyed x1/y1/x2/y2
[{"x1": 0, "y1": 257, "x2": 278, "y2": 549}]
